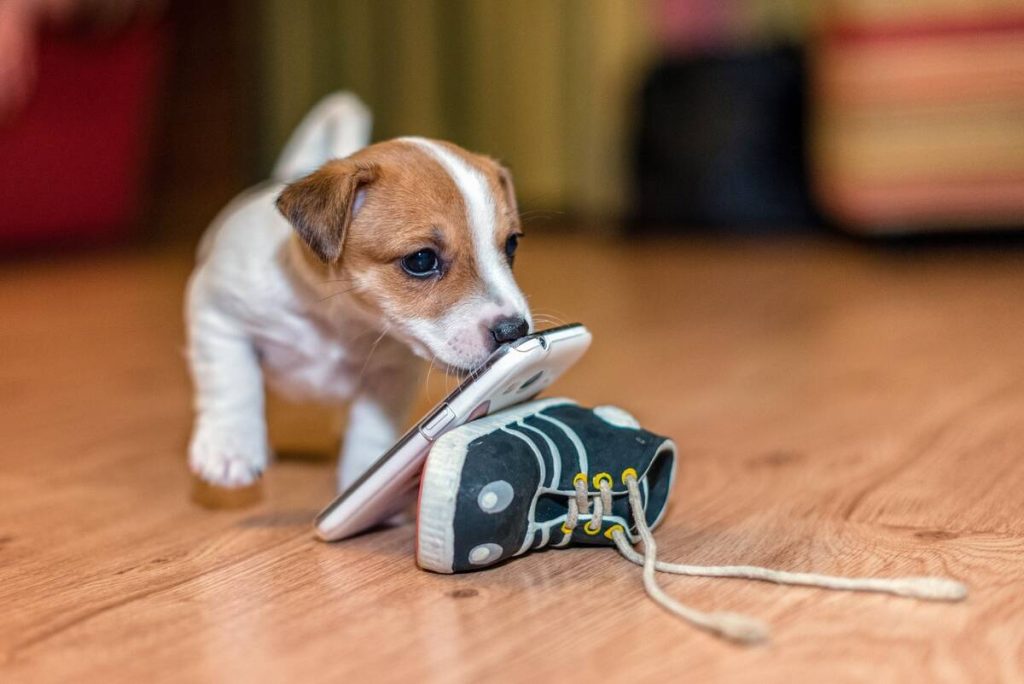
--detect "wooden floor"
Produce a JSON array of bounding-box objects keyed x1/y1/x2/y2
[{"x1": 3, "y1": 234, "x2": 1024, "y2": 682}]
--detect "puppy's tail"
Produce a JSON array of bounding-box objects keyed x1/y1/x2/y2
[{"x1": 272, "y1": 91, "x2": 372, "y2": 183}]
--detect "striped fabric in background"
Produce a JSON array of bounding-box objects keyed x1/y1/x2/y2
[{"x1": 812, "y1": 0, "x2": 1024, "y2": 233}]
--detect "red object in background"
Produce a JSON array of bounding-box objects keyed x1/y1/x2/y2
[
  {"x1": 0, "y1": 24, "x2": 165, "y2": 250},
  {"x1": 654, "y1": 0, "x2": 740, "y2": 53}
]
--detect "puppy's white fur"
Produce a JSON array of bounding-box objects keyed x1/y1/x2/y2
[{"x1": 185, "y1": 93, "x2": 529, "y2": 490}]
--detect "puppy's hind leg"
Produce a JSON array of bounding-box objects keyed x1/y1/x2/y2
[{"x1": 186, "y1": 302, "x2": 269, "y2": 488}]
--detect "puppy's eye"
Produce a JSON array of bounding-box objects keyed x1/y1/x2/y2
[
  {"x1": 505, "y1": 234, "x2": 520, "y2": 263},
  {"x1": 401, "y1": 249, "x2": 441, "y2": 277}
]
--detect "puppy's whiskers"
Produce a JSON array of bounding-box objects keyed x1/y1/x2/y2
[
  {"x1": 357, "y1": 325, "x2": 390, "y2": 386},
  {"x1": 445, "y1": 358, "x2": 457, "y2": 394},
  {"x1": 530, "y1": 311, "x2": 569, "y2": 329},
  {"x1": 423, "y1": 353, "x2": 439, "y2": 397},
  {"x1": 531, "y1": 304, "x2": 569, "y2": 316},
  {"x1": 318, "y1": 285, "x2": 361, "y2": 303},
  {"x1": 467, "y1": 356, "x2": 488, "y2": 378}
]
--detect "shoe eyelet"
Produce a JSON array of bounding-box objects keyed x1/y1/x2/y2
[
  {"x1": 604, "y1": 524, "x2": 625, "y2": 540},
  {"x1": 592, "y1": 472, "x2": 612, "y2": 489},
  {"x1": 573, "y1": 472, "x2": 587, "y2": 487},
  {"x1": 560, "y1": 522, "x2": 573, "y2": 535},
  {"x1": 584, "y1": 520, "x2": 602, "y2": 535},
  {"x1": 621, "y1": 467, "x2": 638, "y2": 485}
]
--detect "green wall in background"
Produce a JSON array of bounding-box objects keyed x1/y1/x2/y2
[
  {"x1": 250, "y1": 0, "x2": 652, "y2": 217},
  {"x1": 249, "y1": 0, "x2": 814, "y2": 217}
]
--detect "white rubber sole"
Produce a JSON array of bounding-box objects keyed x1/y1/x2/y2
[{"x1": 415, "y1": 398, "x2": 574, "y2": 573}]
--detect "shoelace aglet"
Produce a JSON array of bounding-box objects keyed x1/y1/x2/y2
[
  {"x1": 708, "y1": 612, "x2": 770, "y2": 645},
  {"x1": 609, "y1": 471, "x2": 966, "y2": 646},
  {"x1": 884, "y1": 577, "x2": 968, "y2": 601},
  {"x1": 618, "y1": 475, "x2": 772, "y2": 646}
]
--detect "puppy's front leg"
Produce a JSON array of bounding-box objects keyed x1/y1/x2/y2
[
  {"x1": 187, "y1": 304, "x2": 269, "y2": 488},
  {"x1": 338, "y1": 364, "x2": 420, "y2": 491}
]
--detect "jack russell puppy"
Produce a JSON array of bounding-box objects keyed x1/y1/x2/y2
[{"x1": 185, "y1": 93, "x2": 532, "y2": 491}]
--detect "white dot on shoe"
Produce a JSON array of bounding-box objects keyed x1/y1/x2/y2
[
  {"x1": 477, "y1": 480, "x2": 514, "y2": 513},
  {"x1": 468, "y1": 543, "x2": 503, "y2": 565}
]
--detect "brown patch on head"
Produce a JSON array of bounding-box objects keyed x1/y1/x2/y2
[
  {"x1": 341, "y1": 140, "x2": 475, "y2": 321},
  {"x1": 278, "y1": 138, "x2": 522, "y2": 324}
]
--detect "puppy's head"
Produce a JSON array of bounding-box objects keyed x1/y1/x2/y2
[{"x1": 276, "y1": 137, "x2": 531, "y2": 372}]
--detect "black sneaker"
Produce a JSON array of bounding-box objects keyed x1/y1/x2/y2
[
  {"x1": 416, "y1": 398, "x2": 677, "y2": 573},
  {"x1": 416, "y1": 398, "x2": 968, "y2": 645}
]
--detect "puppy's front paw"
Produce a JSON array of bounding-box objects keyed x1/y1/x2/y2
[{"x1": 189, "y1": 427, "x2": 267, "y2": 488}]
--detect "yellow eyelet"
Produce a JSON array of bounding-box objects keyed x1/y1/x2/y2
[
  {"x1": 592, "y1": 472, "x2": 612, "y2": 489},
  {"x1": 573, "y1": 472, "x2": 587, "y2": 487},
  {"x1": 604, "y1": 524, "x2": 625, "y2": 540},
  {"x1": 560, "y1": 522, "x2": 573, "y2": 535},
  {"x1": 621, "y1": 467, "x2": 638, "y2": 485},
  {"x1": 584, "y1": 519, "x2": 602, "y2": 535}
]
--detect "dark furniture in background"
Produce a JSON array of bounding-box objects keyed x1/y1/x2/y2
[{"x1": 630, "y1": 47, "x2": 819, "y2": 234}]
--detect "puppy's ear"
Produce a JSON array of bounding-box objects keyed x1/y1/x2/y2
[
  {"x1": 496, "y1": 163, "x2": 520, "y2": 227},
  {"x1": 275, "y1": 160, "x2": 379, "y2": 263}
]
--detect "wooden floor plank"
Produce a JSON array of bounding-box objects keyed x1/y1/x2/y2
[{"x1": 2, "y1": 236, "x2": 1023, "y2": 682}]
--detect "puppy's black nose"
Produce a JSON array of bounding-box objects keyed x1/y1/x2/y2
[{"x1": 490, "y1": 317, "x2": 529, "y2": 345}]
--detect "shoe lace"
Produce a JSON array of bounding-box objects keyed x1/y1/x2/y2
[
  {"x1": 563, "y1": 471, "x2": 969, "y2": 645},
  {"x1": 564, "y1": 472, "x2": 612, "y2": 534}
]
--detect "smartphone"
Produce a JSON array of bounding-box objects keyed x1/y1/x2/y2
[{"x1": 315, "y1": 323, "x2": 592, "y2": 541}]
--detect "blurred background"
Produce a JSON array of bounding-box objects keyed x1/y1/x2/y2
[{"x1": 1, "y1": 0, "x2": 1023, "y2": 251}]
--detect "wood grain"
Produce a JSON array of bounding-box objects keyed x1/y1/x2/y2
[{"x1": 2, "y1": 236, "x2": 1023, "y2": 683}]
